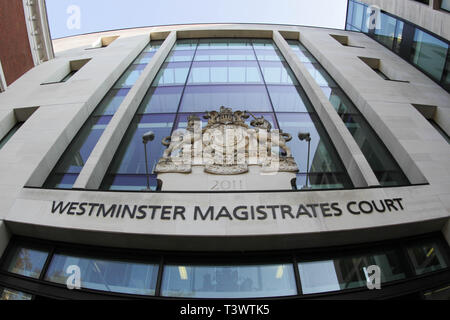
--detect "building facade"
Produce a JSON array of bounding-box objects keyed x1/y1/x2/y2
[{"x1": 0, "y1": 18, "x2": 449, "y2": 299}]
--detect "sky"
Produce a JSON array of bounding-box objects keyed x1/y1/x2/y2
[{"x1": 45, "y1": 0, "x2": 348, "y2": 39}]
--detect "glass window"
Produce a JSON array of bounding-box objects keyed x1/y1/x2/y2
[
  {"x1": 411, "y1": 29, "x2": 448, "y2": 81},
  {"x1": 179, "y1": 85, "x2": 272, "y2": 112},
  {"x1": 43, "y1": 173, "x2": 79, "y2": 189},
  {"x1": 254, "y1": 48, "x2": 285, "y2": 62},
  {"x1": 288, "y1": 43, "x2": 317, "y2": 63},
  {"x1": 161, "y1": 263, "x2": 297, "y2": 298},
  {"x1": 137, "y1": 86, "x2": 183, "y2": 114},
  {"x1": 277, "y1": 113, "x2": 349, "y2": 175},
  {"x1": 442, "y1": 0, "x2": 450, "y2": 11},
  {"x1": 93, "y1": 88, "x2": 129, "y2": 116},
  {"x1": 267, "y1": 85, "x2": 313, "y2": 113},
  {"x1": 114, "y1": 63, "x2": 147, "y2": 88},
  {"x1": 0, "y1": 122, "x2": 23, "y2": 150},
  {"x1": 194, "y1": 49, "x2": 256, "y2": 61},
  {"x1": 340, "y1": 114, "x2": 409, "y2": 186},
  {"x1": 0, "y1": 287, "x2": 33, "y2": 300},
  {"x1": 351, "y1": 2, "x2": 365, "y2": 31},
  {"x1": 46, "y1": 116, "x2": 112, "y2": 175},
  {"x1": 102, "y1": 173, "x2": 159, "y2": 191},
  {"x1": 188, "y1": 61, "x2": 263, "y2": 85},
  {"x1": 407, "y1": 240, "x2": 448, "y2": 275},
  {"x1": 303, "y1": 62, "x2": 337, "y2": 87},
  {"x1": 295, "y1": 172, "x2": 352, "y2": 190},
  {"x1": 152, "y1": 62, "x2": 191, "y2": 86},
  {"x1": 45, "y1": 253, "x2": 158, "y2": 295},
  {"x1": 166, "y1": 50, "x2": 196, "y2": 62},
  {"x1": 321, "y1": 87, "x2": 360, "y2": 115},
  {"x1": 198, "y1": 38, "x2": 252, "y2": 49},
  {"x1": 3, "y1": 245, "x2": 49, "y2": 279},
  {"x1": 298, "y1": 250, "x2": 406, "y2": 294},
  {"x1": 105, "y1": 114, "x2": 175, "y2": 176},
  {"x1": 374, "y1": 13, "x2": 398, "y2": 49},
  {"x1": 393, "y1": 20, "x2": 404, "y2": 54},
  {"x1": 259, "y1": 61, "x2": 298, "y2": 85},
  {"x1": 133, "y1": 52, "x2": 156, "y2": 65}
]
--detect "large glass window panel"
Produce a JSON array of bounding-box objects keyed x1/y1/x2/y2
[
  {"x1": 295, "y1": 172, "x2": 352, "y2": 190},
  {"x1": 113, "y1": 63, "x2": 147, "y2": 88},
  {"x1": 393, "y1": 20, "x2": 404, "y2": 54},
  {"x1": 166, "y1": 49, "x2": 196, "y2": 62},
  {"x1": 407, "y1": 240, "x2": 448, "y2": 275},
  {"x1": 105, "y1": 114, "x2": 175, "y2": 176},
  {"x1": 143, "y1": 41, "x2": 163, "y2": 51},
  {"x1": 254, "y1": 48, "x2": 285, "y2": 62},
  {"x1": 198, "y1": 38, "x2": 252, "y2": 49},
  {"x1": 137, "y1": 86, "x2": 184, "y2": 114},
  {"x1": 411, "y1": 29, "x2": 448, "y2": 81},
  {"x1": 303, "y1": 62, "x2": 337, "y2": 87},
  {"x1": 298, "y1": 250, "x2": 406, "y2": 294},
  {"x1": 152, "y1": 62, "x2": 191, "y2": 86},
  {"x1": 288, "y1": 42, "x2": 317, "y2": 63},
  {"x1": 188, "y1": 61, "x2": 263, "y2": 85},
  {"x1": 351, "y1": 2, "x2": 365, "y2": 31},
  {"x1": 174, "y1": 39, "x2": 198, "y2": 50},
  {"x1": 259, "y1": 61, "x2": 298, "y2": 85},
  {"x1": 92, "y1": 89, "x2": 129, "y2": 116},
  {"x1": 174, "y1": 112, "x2": 277, "y2": 131},
  {"x1": 45, "y1": 253, "x2": 158, "y2": 295},
  {"x1": 43, "y1": 173, "x2": 78, "y2": 189},
  {"x1": 179, "y1": 85, "x2": 272, "y2": 112},
  {"x1": 194, "y1": 49, "x2": 256, "y2": 61},
  {"x1": 133, "y1": 52, "x2": 156, "y2": 65},
  {"x1": 3, "y1": 245, "x2": 48, "y2": 279},
  {"x1": 161, "y1": 263, "x2": 297, "y2": 298},
  {"x1": 321, "y1": 87, "x2": 360, "y2": 115},
  {"x1": 102, "y1": 173, "x2": 159, "y2": 191},
  {"x1": 46, "y1": 116, "x2": 112, "y2": 176},
  {"x1": 441, "y1": 0, "x2": 450, "y2": 11},
  {"x1": 0, "y1": 287, "x2": 33, "y2": 300},
  {"x1": 267, "y1": 85, "x2": 313, "y2": 113},
  {"x1": 277, "y1": 113, "x2": 349, "y2": 175},
  {"x1": 340, "y1": 114, "x2": 409, "y2": 186},
  {"x1": 374, "y1": 13, "x2": 397, "y2": 49}
]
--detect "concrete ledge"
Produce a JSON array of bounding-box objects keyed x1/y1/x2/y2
[
  {"x1": 273, "y1": 30, "x2": 379, "y2": 187},
  {"x1": 74, "y1": 31, "x2": 176, "y2": 189}
]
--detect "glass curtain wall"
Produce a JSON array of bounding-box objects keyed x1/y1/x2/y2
[
  {"x1": 43, "y1": 41, "x2": 163, "y2": 189},
  {"x1": 101, "y1": 38, "x2": 352, "y2": 191},
  {"x1": 2, "y1": 236, "x2": 449, "y2": 298},
  {"x1": 346, "y1": 0, "x2": 450, "y2": 92},
  {"x1": 288, "y1": 41, "x2": 410, "y2": 186}
]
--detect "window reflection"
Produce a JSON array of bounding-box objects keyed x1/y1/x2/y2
[
  {"x1": 407, "y1": 241, "x2": 448, "y2": 275},
  {"x1": 188, "y1": 61, "x2": 263, "y2": 84},
  {"x1": 288, "y1": 39, "x2": 410, "y2": 187},
  {"x1": 180, "y1": 85, "x2": 272, "y2": 112},
  {"x1": 137, "y1": 86, "x2": 183, "y2": 114},
  {"x1": 0, "y1": 287, "x2": 32, "y2": 300},
  {"x1": 374, "y1": 13, "x2": 397, "y2": 49},
  {"x1": 258, "y1": 61, "x2": 298, "y2": 85},
  {"x1": 411, "y1": 29, "x2": 448, "y2": 81},
  {"x1": 161, "y1": 263, "x2": 297, "y2": 298},
  {"x1": 106, "y1": 114, "x2": 175, "y2": 176},
  {"x1": 45, "y1": 40, "x2": 161, "y2": 189},
  {"x1": 298, "y1": 250, "x2": 406, "y2": 294},
  {"x1": 4, "y1": 246, "x2": 48, "y2": 279},
  {"x1": 45, "y1": 253, "x2": 158, "y2": 295}
]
